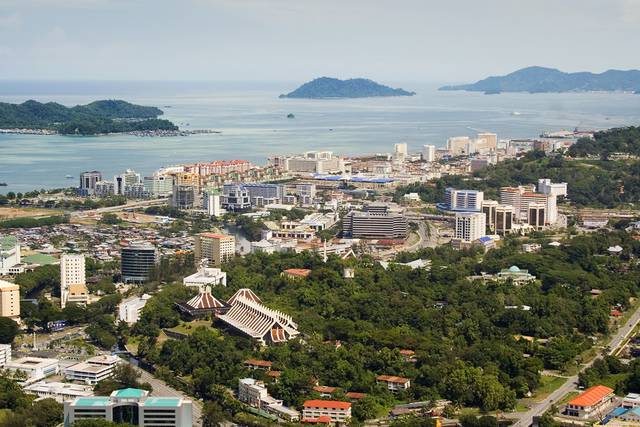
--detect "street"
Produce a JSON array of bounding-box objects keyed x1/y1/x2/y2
[{"x1": 512, "y1": 304, "x2": 640, "y2": 427}]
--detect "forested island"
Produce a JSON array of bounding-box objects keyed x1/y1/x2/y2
[
  {"x1": 439, "y1": 66, "x2": 640, "y2": 93},
  {"x1": 0, "y1": 99, "x2": 178, "y2": 135},
  {"x1": 280, "y1": 77, "x2": 416, "y2": 99}
]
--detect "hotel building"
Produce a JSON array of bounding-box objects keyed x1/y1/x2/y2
[
  {"x1": 0, "y1": 279, "x2": 20, "y2": 321},
  {"x1": 194, "y1": 233, "x2": 235, "y2": 267},
  {"x1": 455, "y1": 212, "x2": 486, "y2": 242},
  {"x1": 60, "y1": 254, "x2": 87, "y2": 309}
]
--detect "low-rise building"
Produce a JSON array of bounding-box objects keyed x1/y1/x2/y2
[
  {"x1": 238, "y1": 378, "x2": 300, "y2": 421},
  {"x1": 565, "y1": 385, "x2": 615, "y2": 419},
  {"x1": 496, "y1": 266, "x2": 536, "y2": 284},
  {"x1": 5, "y1": 357, "x2": 59, "y2": 383},
  {"x1": 376, "y1": 375, "x2": 411, "y2": 392},
  {"x1": 0, "y1": 236, "x2": 21, "y2": 275},
  {"x1": 118, "y1": 294, "x2": 152, "y2": 325},
  {"x1": 282, "y1": 268, "x2": 312, "y2": 280},
  {"x1": 63, "y1": 355, "x2": 120, "y2": 385},
  {"x1": 302, "y1": 400, "x2": 352, "y2": 424},
  {"x1": 182, "y1": 267, "x2": 227, "y2": 290},
  {"x1": 25, "y1": 381, "x2": 94, "y2": 403}
]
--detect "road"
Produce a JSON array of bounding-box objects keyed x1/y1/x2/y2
[
  {"x1": 71, "y1": 198, "x2": 168, "y2": 216},
  {"x1": 512, "y1": 305, "x2": 640, "y2": 427},
  {"x1": 131, "y1": 363, "x2": 203, "y2": 427}
]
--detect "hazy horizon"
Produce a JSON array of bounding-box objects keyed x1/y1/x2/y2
[{"x1": 1, "y1": 0, "x2": 639, "y2": 83}]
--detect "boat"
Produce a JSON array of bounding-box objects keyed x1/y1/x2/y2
[
  {"x1": 0, "y1": 182, "x2": 7, "y2": 186},
  {"x1": 287, "y1": 113, "x2": 295, "y2": 119},
  {"x1": 65, "y1": 175, "x2": 73, "y2": 179},
  {"x1": 511, "y1": 111, "x2": 522, "y2": 116}
]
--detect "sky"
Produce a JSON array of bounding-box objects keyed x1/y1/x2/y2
[{"x1": 0, "y1": 0, "x2": 639, "y2": 83}]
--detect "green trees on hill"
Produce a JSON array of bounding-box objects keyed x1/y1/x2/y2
[{"x1": 569, "y1": 126, "x2": 640, "y2": 158}]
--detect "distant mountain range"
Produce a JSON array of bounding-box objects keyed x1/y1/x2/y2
[
  {"x1": 439, "y1": 66, "x2": 640, "y2": 93},
  {"x1": 280, "y1": 77, "x2": 416, "y2": 99},
  {"x1": 0, "y1": 99, "x2": 177, "y2": 135}
]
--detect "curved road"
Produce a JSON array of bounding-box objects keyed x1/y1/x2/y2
[{"x1": 512, "y1": 306, "x2": 640, "y2": 427}]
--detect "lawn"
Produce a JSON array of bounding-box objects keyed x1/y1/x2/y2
[
  {"x1": 515, "y1": 375, "x2": 567, "y2": 412},
  {"x1": 167, "y1": 319, "x2": 215, "y2": 336}
]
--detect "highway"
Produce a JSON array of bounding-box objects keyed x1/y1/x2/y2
[
  {"x1": 70, "y1": 198, "x2": 169, "y2": 216},
  {"x1": 512, "y1": 305, "x2": 640, "y2": 427}
]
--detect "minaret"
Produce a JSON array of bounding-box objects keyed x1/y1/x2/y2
[{"x1": 323, "y1": 239, "x2": 328, "y2": 263}]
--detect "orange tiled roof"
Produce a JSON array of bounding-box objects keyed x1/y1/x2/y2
[
  {"x1": 377, "y1": 375, "x2": 410, "y2": 384},
  {"x1": 284, "y1": 268, "x2": 312, "y2": 278},
  {"x1": 313, "y1": 386, "x2": 337, "y2": 394},
  {"x1": 568, "y1": 385, "x2": 614, "y2": 407},
  {"x1": 303, "y1": 400, "x2": 351, "y2": 410},
  {"x1": 267, "y1": 370, "x2": 281, "y2": 378},
  {"x1": 345, "y1": 392, "x2": 367, "y2": 399},
  {"x1": 245, "y1": 359, "x2": 272, "y2": 367}
]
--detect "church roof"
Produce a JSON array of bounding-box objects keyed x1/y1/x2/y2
[
  {"x1": 186, "y1": 292, "x2": 226, "y2": 310},
  {"x1": 227, "y1": 288, "x2": 262, "y2": 306}
]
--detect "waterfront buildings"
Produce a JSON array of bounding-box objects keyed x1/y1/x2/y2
[
  {"x1": 182, "y1": 266, "x2": 227, "y2": 290},
  {"x1": 121, "y1": 244, "x2": 157, "y2": 283},
  {"x1": 170, "y1": 184, "x2": 196, "y2": 209},
  {"x1": 194, "y1": 233, "x2": 235, "y2": 267},
  {"x1": 63, "y1": 355, "x2": 120, "y2": 385},
  {"x1": 343, "y1": 204, "x2": 408, "y2": 240},
  {"x1": 143, "y1": 174, "x2": 174, "y2": 198},
  {"x1": 0, "y1": 235, "x2": 21, "y2": 275},
  {"x1": 79, "y1": 171, "x2": 102, "y2": 196},
  {"x1": 442, "y1": 188, "x2": 484, "y2": 212},
  {"x1": 60, "y1": 254, "x2": 88, "y2": 309},
  {"x1": 454, "y1": 212, "x2": 486, "y2": 242},
  {"x1": 118, "y1": 294, "x2": 152, "y2": 325},
  {"x1": 217, "y1": 288, "x2": 299, "y2": 345},
  {"x1": 302, "y1": 400, "x2": 352, "y2": 424},
  {"x1": 94, "y1": 180, "x2": 115, "y2": 197},
  {"x1": 447, "y1": 136, "x2": 471, "y2": 156},
  {"x1": 0, "y1": 279, "x2": 20, "y2": 321},
  {"x1": 24, "y1": 381, "x2": 94, "y2": 403},
  {"x1": 63, "y1": 388, "x2": 193, "y2": 427},
  {"x1": 422, "y1": 144, "x2": 436, "y2": 162},
  {"x1": 114, "y1": 169, "x2": 142, "y2": 196},
  {"x1": 5, "y1": 357, "x2": 59, "y2": 383},
  {"x1": 271, "y1": 151, "x2": 345, "y2": 174}
]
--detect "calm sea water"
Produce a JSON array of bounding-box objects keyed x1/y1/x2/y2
[{"x1": 1, "y1": 80, "x2": 640, "y2": 194}]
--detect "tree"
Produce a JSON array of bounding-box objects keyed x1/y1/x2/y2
[
  {"x1": 202, "y1": 400, "x2": 227, "y2": 427},
  {"x1": 0, "y1": 317, "x2": 19, "y2": 344}
]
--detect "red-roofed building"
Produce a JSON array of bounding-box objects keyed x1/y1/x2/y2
[
  {"x1": 610, "y1": 310, "x2": 624, "y2": 317},
  {"x1": 313, "y1": 386, "x2": 337, "y2": 397},
  {"x1": 244, "y1": 359, "x2": 272, "y2": 371},
  {"x1": 282, "y1": 268, "x2": 312, "y2": 279},
  {"x1": 565, "y1": 385, "x2": 615, "y2": 418},
  {"x1": 267, "y1": 370, "x2": 281, "y2": 382},
  {"x1": 376, "y1": 375, "x2": 411, "y2": 392},
  {"x1": 399, "y1": 349, "x2": 417, "y2": 363},
  {"x1": 345, "y1": 392, "x2": 367, "y2": 400},
  {"x1": 303, "y1": 400, "x2": 351, "y2": 424}
]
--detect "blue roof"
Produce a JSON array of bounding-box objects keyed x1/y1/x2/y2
[
  {"x1": 75, "y1": 397, "x2": 111, "y2": 407},
  {"x1": 479, "y1": 236, "x2": 492, "y2": 243},
  {"x1": 112, "y1": 388, "x2": 146, "y2": 398},
  {"x1": 144, "y1": 397, "x2": 181, "y2": 407},
  {"x1": 611, "y1": 407, "x2": 629, "y2": 417}
]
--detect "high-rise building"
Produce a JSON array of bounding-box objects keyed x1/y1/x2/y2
[
  {"x1": 528, "y1": 202, "x2": 546, "y2": 230},
  {"x1": 143, "y1": 175, "x2": 174, "y2": 198},
  {"x1": 537, "y1": 179, "x2": 568, "y2": 197},
  {"x1": 64, "y1": 388, "x2": 193, "y2": 427},
  {"x1": 194, "y1": 233, "x2": 235, "y2": 267},
  {"x1": 0, "y1": 236, "x2": 21, "y2": 275},
  {"x1": 442, "y1": 188, "x2": 484, "y2": 212},
  {"x1": 422, "y1": 145, "x2": 436, "y2": 162},
  {"x1": 500, "y1": 185, "x2": 557, "y2": 225},
  {"x1": 79, "y1": 171, "x2": 102, "y2": 196},
  {"x1": 0, "y1": 280, "x2": 20, "y2": 321},
  {"x1": 455, "y1": 212, "x2": 486, "y2": 242},
  {"x1": 203, "y1": 188, "x2": 223, "y2": 217},
  {"x1": 113, "y1": 169, "x2": 141, "y2": 196},
  {"x1": 447, "y1": 136, "x2": 471, "y2": 156},
  {"x1": 244, "y1": 183, "x2": 283, "y2": 207},
  {"x1": 121, "y1": 244, "x2": 157, "y2": 283},
  {"x1": 94, "y1": 180, "x2": 115, "y2": 197},
  {"x1": 60, "y1": 254, "x2": 87, "y2": 309},
  {"x1": 394, "y1": 143, "x2": 408, "y2": 161},
  {"x1": 481, "y1": 200, "x2": 499, "y2": 232},
  {"x1": 171, "y1": 184, "x2": 196, "y2": 210},
  {"x1": 222, "y1": 184, "x2": 251, "y2": 211},
  {"x1": 343, "y1": 205, "x2": 408, "y2": 240},
  {"x1": 476, "y1": 132, "x2": 498, "y2": 151},
  {"x1": 495, "y1": 204, "x2": 515, "y2": 234},
  {"x1": 272, "y1": 151, "x2": 345, "y2": 174}
]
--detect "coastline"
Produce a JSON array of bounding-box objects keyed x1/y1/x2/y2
[{"x1": 0, "y1": 128, "x2": 222, "y2": 137}]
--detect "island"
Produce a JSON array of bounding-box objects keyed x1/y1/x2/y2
[
  {"x1": 279, "y1": 77, "x2": 416, "y2": 99},
  {"x1": 0, "y1": 99, "x2": 179, "y2": 135},
  {"x1": 439, "y1": 66, "x2": 640, "y2": 93}
]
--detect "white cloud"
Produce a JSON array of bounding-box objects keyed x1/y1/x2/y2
[{"x1": 622, "y1": 0, "x2": 640, "y2": 22}]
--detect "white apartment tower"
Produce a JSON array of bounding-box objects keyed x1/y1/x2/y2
[
  {"x1": 60, "y1": 254, "x2": 86, "y2": 309},
  {"x1": 422, "y1": 145, "x2": 436, "y2": 162},
  {"x1": 455, "y1": 212, "x2": 486, "y2": 242}
]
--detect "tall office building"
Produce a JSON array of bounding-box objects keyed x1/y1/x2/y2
[
  {"x1": 143, "y1": 175, "x2": 174, "y2": 198},
  {"x1": 500, "y1": 185, "x2": 557, "y2": 225},
  {"x1": 394, "y1": 143, "x2": 408, "y2": 161},
  {"x1": 447, "y1": 136, "x2": 471, "y2": 156},
  {"x1": 121, "y1": 244, "x2": 157, "y2": 283},
  {"x1": 481, "y1": 200, "x2": 499, "y2": 232},
  {"x1": 0, "y1": 236, "x2": 21, "y2": 275},
  {"x1": 454, "y1": 212, "x2": 486, "y2": 242},
  {"x1": 476, "y1": 132, "x2": 498, "y2": 151},
  {"x1": 114, "y1": 169, "x2": 141, "y2": 196},
  {"x1": 244, "y1": 183, "x2": 283, "y2": 207},
  {"x1": 79, "y1": 171, "x2": 102, "y2": 196},
  {"x1": 171, "y1": 184, "x2": 196, "y2": 210},
  {"x1": 222, "y1": 184, "x2": 251, "y2": 211},
  {"x1": 60, "y1": 254, "x2": 87, "y2": 309},
  {"x1": 443, "y1": 188, "x2": 484, "y2": 212},
  {"x1": 495, "y1": 204, "x2": 514, "y2": 234},
  {"x1": 528, "y1": 202, "x2": 546, "y2": 230},
  {"x1": 0, "y1": 279, "x2": 20, "y2": 321},
  {"x1": 203, "y1": 188, "x2": 223, "y2": 217},
  {"x1": 64, "y1": 388, "x2": 193, "y2": 427},
  {"x1": 194, "y1": 233, "x2": 235, "y2": 267},
  {"x1": 422, "y1": 145, "x2": 436, "y2": 162}
]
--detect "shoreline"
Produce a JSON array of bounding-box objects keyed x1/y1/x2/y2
[{"x1": 0, "y1": 128, "x2": 222, "y2": 137}]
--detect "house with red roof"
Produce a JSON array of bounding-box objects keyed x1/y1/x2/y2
[
  {"x1": 376, "y1": 375, "x2": 411, "y2": 392},
  {"x1": 303, "y1": 400, "x2": 351, "y2": 425},
  {"x1": 345, "y1": 392, "x2": 367, "y2": 400},
  {"x1": 565, "y1": 385, "x2": 615, "y2": 418},
  {"x1": 313, "y1": 386, "x2": 337, "y2": 397},
  {"x1": 244, "y1": 359, "x2": 272, "y2": 371},
  {"x1": 282, "y1": 268, "x2": 312, "y2": 280}
]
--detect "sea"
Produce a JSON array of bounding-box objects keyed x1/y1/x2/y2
[{"x1": 1, "y1": 80, "x2": 640, "y2": 194}]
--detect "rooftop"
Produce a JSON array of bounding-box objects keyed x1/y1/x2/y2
[
  {"x1": 568, "y1": 385, "x2": 614, "y2": 407},
  {"x1": 303, "y1": 400, "x2": 351, "y2": 410},
  {"x1": 144, "y1": 397, "x2": 182, "y2": 407},
  {"x1": 111, "y1": 388, "x2": 148, "y2": 399}
]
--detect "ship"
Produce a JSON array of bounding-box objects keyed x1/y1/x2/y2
[{"x1": 0, "y1": 182, "x2": 7, "y2": 186}]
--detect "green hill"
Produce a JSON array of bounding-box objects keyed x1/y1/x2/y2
[{"x1": 280, "y1": 77, "x2": 415, "y2": 99}]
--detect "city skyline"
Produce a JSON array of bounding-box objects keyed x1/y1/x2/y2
[{"x1": 1, "y1": 0, "x2": 639, "y2": 82}]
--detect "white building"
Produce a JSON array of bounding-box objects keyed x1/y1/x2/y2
[
  {"x1": 143, "y1": 174, "x2": 174, "y2": 198},
  {"x1": 394, "y1": 143, "x2": 408, "y2": 161},
  {"x1": 422, "y1": 144, "x2": 436, "y2": 162},
  {"x1": 25, "y1": 381, "x2": 94, "y2": 403},
  {"x1": 302, "y1": 400, "x2": 352, "y2": 423},
  {"x1": 114, "y1": 169, "x2": 142, "y2": 196},
  {"x1": 0, "y1": 343, "x2": 11, "y2": 367},
  {"x1": 272, "y1": 151, "x2": 345, "y2": 174},
  {"x1": 118, "y1": 294, "x2": 152, "y2": 325},
  {"x1": 5, "y1": 357, "x2": 59, "y2": 383},
  {"x1": 238, "y1": 378, "x2": 300, "y2": 421},
  {"x1": 182, "y1": 267, "x2": 227, "y2": 291},
  {"x1": 455, "y1": 212, "x2": 486, "y2": 242},
  {"x1": 60, "y1": 254, "x2": 87, "y2": 309},
  {"x1": 537, "y1": 179, "x2": 568, "y2": 197},
  {"x1": 447, "y1": 136, "x2": 471, "y2": 156},
  {"x1": 63, "y1": 355, "x2": 120, "y2": 385},
  {"x1": 64, "y1": 388, "x2": 193, "y2": 427},
  {"x1": 443, "y1": 188, "x2": 484, "y2": 212},
  {"x1": 203, "y1": 188, "x2": 223, "y2": 217},
  {"x1": 377, "y1": 375, "x2": 411, "y2": 392},
  {"x1": 300, "y1": 213, "x2": 337, "y2": 231},
  {"x1": 0, "y1": 236, "x2": 21, "y2": 275},
  {"x1": 500, "y1": 186, "x2": 558, "y2": 225}
]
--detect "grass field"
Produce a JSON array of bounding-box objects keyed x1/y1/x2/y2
[
  {"x1": 0, "y1": 207, "x2": 62, "y2": 220},
  {"x1": 516, "y1": 375, "x2": 567, "y2": 412},
  {"x1": 167, "y1": 320, "x2": 215, "y2": 335}
]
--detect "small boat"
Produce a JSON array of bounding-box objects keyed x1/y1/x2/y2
[
  {"x1": 0, "y1": 182, "x2": 7, "y2": 186},
  {"x1": 65, "y1": 175, "x2": 74, "y2": 179},
  {"x1": 511, "y1": 111, "x2": 522, "y2": 116},
  {"x1": 287, "y1": 113, "x2": 295, "y2": 119}
]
